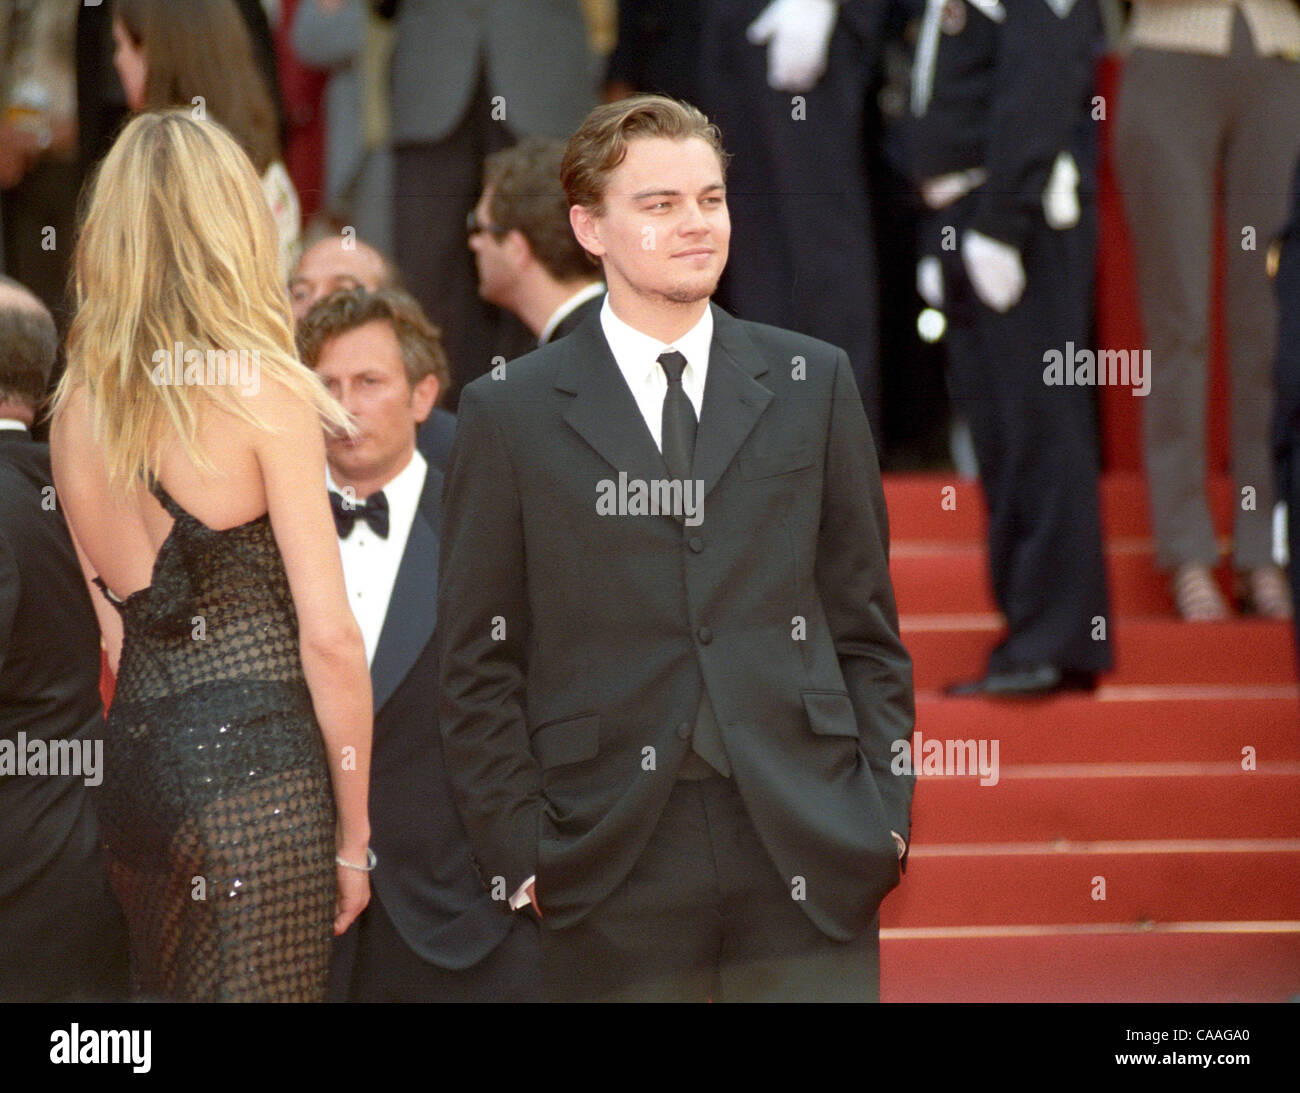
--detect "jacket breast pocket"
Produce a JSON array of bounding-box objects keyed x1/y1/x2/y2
[
  {"x1": 531, "y1": 713, "x2": 599, "y2": 770},
  {"x1": 801, "y1": 690, "x2": 860, "y2": 739},
  {"x1": 740, "y1": 443, "x2": 817, "y2": 481}
]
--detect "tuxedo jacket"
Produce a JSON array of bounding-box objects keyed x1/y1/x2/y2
[
  {"x1": 436, "y1": 304, "x2": 915, "y2": 941},
  {"x1": 0, "y1": 430, "x2": 128, "y2": 1000},
  {"x1": 337, "y1": 462, "x2": 518, "y2": 975}
]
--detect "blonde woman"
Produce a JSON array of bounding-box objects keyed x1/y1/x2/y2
[{"x1": 50, "y1": 110, "x2": 372, "y2": 1002}]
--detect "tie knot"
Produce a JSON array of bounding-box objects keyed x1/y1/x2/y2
[{"x1": 657, "y1": 350, "x2": 688, "y2": 385}]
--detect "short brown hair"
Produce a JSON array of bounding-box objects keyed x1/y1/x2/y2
[
  {"x1": 485, "y1": 138, "x2": 597, "y2": 283},
  {"x1": 560, "y1": 95, "x2": 728, "y2": 216},
  {"x1": 296, "y1": 287, "x2": 450, "y2": 400}
]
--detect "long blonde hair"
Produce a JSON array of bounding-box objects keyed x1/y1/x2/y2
[{"x1": 52, "y1": 109, "x2": 351, "y2": 490}]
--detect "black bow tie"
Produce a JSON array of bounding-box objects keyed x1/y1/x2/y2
[{"x1": 330, "y1": 489, "x2": 389, "y2": 539}]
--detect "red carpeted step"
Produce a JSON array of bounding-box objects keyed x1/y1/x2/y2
[
  {"x1": 880, "y1": 926, "x2": 1300, "y2": 1002},
  {"x1": 907, "y1": 768, "x2": 1300, "y2": 843},
  {"x1": 884, "y1": 471, "x2": 1237, "y2": 545},
  {"x1": 891, "y1": 545, "x2": 1176, "y2": 616},
  {"x1": 902, "y1": 618, "x2": 1295, "y2": 689},
  {"x1": 914, "y1": 695, "x2": 1300, "y2": 763},
  {"x1": 878, "y1": 845, "x2": 1300, "y2": 927}
]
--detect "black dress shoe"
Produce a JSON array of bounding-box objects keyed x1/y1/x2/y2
[{"x1": 944, "y1": 664, "x2": 1095, "y2": 698}]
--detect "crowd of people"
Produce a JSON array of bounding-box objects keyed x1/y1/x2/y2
[{"x1": 1, "y1": 0, "x2": 1298, "y2": 1003}]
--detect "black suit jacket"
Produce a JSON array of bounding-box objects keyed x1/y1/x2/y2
[
  {"x1": 437, "y1": 305, "x2": 915, "y2": 941},
  {"x1": 542, "y1": 294, "x2": 603, "y2": 346},
  {"x1": 0, "y1": 429, "x2": 128, "y2": 1000},
  {"x1": 334, "y1": 461, "x2": 516, "y2": 979}
]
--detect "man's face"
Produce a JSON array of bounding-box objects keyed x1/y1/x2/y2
[
  {"x1": 290, "y1": 239, "x2": 389, "y2": 320},
  {"x1": 572, "y1": 136, "x2": 729, "y2": 308},
  {"x1": 467, "y1": 187, "x2": 516, "y2": 307},
  {"x1": 313, "y1": 320, "x2": 438, "y2": 489}
]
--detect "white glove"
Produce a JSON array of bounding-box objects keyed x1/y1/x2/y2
[
  {"x1": 1043, "y1": 151, "x2": 1080, "y2": 231},
  {"x1": 961, "y1": 229, "x2": 1025, "y2": 313},
  {"x1": 917, "y1": 256, "x2": 944, "y2": 309},
  {"x1": 746, "y1": 0, "x2": 838, "y2": 92}
]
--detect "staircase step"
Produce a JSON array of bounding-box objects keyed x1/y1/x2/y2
[
  {"x1": 902, "y1": 618, "x2": 1295, "y2": 689},
  {"x1": 880, "y1": 924, "x2": 1300, "y2": 1002},
  {"x1": 892, "y1": 545, "x2": 1181, "y2": 616},
  {"x1": 914, "y1": 694, "x2": 1300, "y2": 762},
  {"x1": 907, "y1": 767, "x2": 1300, "y2": 842},
  {"x1": 885, "y1": 471, "x2": 1237, "y2": 545},
  {"x1": 878, "y1": 843, "x2": 1300, "y2": 926}
]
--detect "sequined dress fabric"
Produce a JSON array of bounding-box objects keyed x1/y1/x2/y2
[{"x1": 96, "y1": 483, "x2": 335, "y2": 1002}]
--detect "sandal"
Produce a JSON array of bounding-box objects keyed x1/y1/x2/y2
[
  {"x1": 1237, "y1": 566, "x2": 1293, "y2": 620},
  {"x1": 1171, "y1": 563, "x2": 1230, "y2": 621}
]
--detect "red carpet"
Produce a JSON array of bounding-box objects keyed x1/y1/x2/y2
[{"x1": 878, "y1": 472, "x2": 1300, "y2": 1002}]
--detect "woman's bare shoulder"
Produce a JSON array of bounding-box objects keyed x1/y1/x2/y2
[{"x1": 236, "y1": 370, "x2": 326, "y2": 437}]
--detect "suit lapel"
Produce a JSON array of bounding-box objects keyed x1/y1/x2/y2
[
  {"x1": 693, "y1": 304, "x2": 773, "y2": 499},
  {"x1": 556, "y1": 303, "x2": 774, "y2": 505},
  {"x1": 370, "y1": 470, "x2": 442, "y2": 715},
  {"x1": 557, "y1": 315, "x2": 668, "y2": 487}
]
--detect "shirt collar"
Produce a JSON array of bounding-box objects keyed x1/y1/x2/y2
[
  {"x1": 326, "y1": 447, "x2": 427, "y2": 511},
  {"x1": 539, "y1": 282, "x2": 606, "y2": 344},
  {"x1": 599, "y1": 297, "x2": 714, "y2": 386}
]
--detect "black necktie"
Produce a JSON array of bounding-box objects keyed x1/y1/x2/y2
[
  {"x1": 330, "y1": 489, "x2": 389, "y2": 539},
  {"x1": 658, "y1": 350, "x2": 696, "y2": 480}
]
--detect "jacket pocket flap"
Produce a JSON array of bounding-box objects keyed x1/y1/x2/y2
[
  {"x1": 740, "y1": 444, "x2": 817, "y2": 480},
  {"x1": 532, "y1": 713, "x2": 600, "y2": 770},
  {"x1": 801, "y1": 690, "x2": 859, "y2": 738}
]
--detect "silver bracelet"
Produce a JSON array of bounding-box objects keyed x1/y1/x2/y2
[{"x1": 335, "y1": 848, "x2": 378, "y2": 871}]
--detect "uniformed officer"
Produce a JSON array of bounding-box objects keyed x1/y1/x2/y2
[{"x1": 908, "y1": 0, "x2": 1112, "y2": 695}]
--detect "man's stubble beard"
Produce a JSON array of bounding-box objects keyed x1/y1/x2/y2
[{"x1": 631, "y1": 272, "x2": 723, "y2": 308}]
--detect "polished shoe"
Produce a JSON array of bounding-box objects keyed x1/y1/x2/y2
[{"x1": 944, "y1": 664, "x2": 1096, "y2": 698}]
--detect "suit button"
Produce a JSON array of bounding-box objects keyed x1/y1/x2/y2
[
  {"x1": 688, "y1": 536, "x2": 704, "y2": 553},
  {"x1": 697, "y1": 626, "x2": 712, "y2": 644},
  {"x1": 676, "y1": 722, "x2": 691, "y2": 740}
]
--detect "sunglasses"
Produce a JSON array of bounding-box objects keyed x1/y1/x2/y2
[{"x1": 466, "y1": 208, "x2": 510, "y2": 240}]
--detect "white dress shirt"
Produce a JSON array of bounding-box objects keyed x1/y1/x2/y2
[
  {"x1": 599, "y1": 296, "x2": 713, "y2": 451},
  {"x1": 326, "y1": 450, "x2": 427, "y2": 666},
  {"x1": 539, "y1": 282, "x2": 606, "y2": 344}
]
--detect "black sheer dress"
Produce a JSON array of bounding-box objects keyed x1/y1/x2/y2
[{"x1": 95, "y1": 481, "x2": 335, "y2": 1002}]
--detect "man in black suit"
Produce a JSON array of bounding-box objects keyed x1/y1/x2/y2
[
  {"x1": 469, "y1": 138, "x2": 605, "y2": 347},
  {"x1": 438, "y1": 96, "x2": 913, "y2": 1002},
  {"x1": 908, "y1": 0, "x2": 1111, "y2": 695},
  {"x1": 297, "y1": 286, "x2": 540, "y2": 1001},
  {"x1": 290, "y1": 234, "x2": 458, "y2": 474},
  {"x1": 0, "y1": 276, "x2": 128, "y2": 1001}
]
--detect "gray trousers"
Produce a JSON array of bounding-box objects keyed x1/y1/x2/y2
[{"x1": 1115, "y1": 13, "x2": 1300, "y2": 569}]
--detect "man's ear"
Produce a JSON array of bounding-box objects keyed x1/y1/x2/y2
[
  {"x1": 503, "y1": 228, "x2": 533, "y2": 271},
  {"x1": 410, "y1": 373, "x2": 439, "y2": 425},
  {"x1": 570, "y1": 204, "x2": 605, "y2": 260}
]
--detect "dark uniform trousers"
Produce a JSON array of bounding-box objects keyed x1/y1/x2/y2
[{"x1": 930, "y1": 194, "x2": 1112, "y2": 675}]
